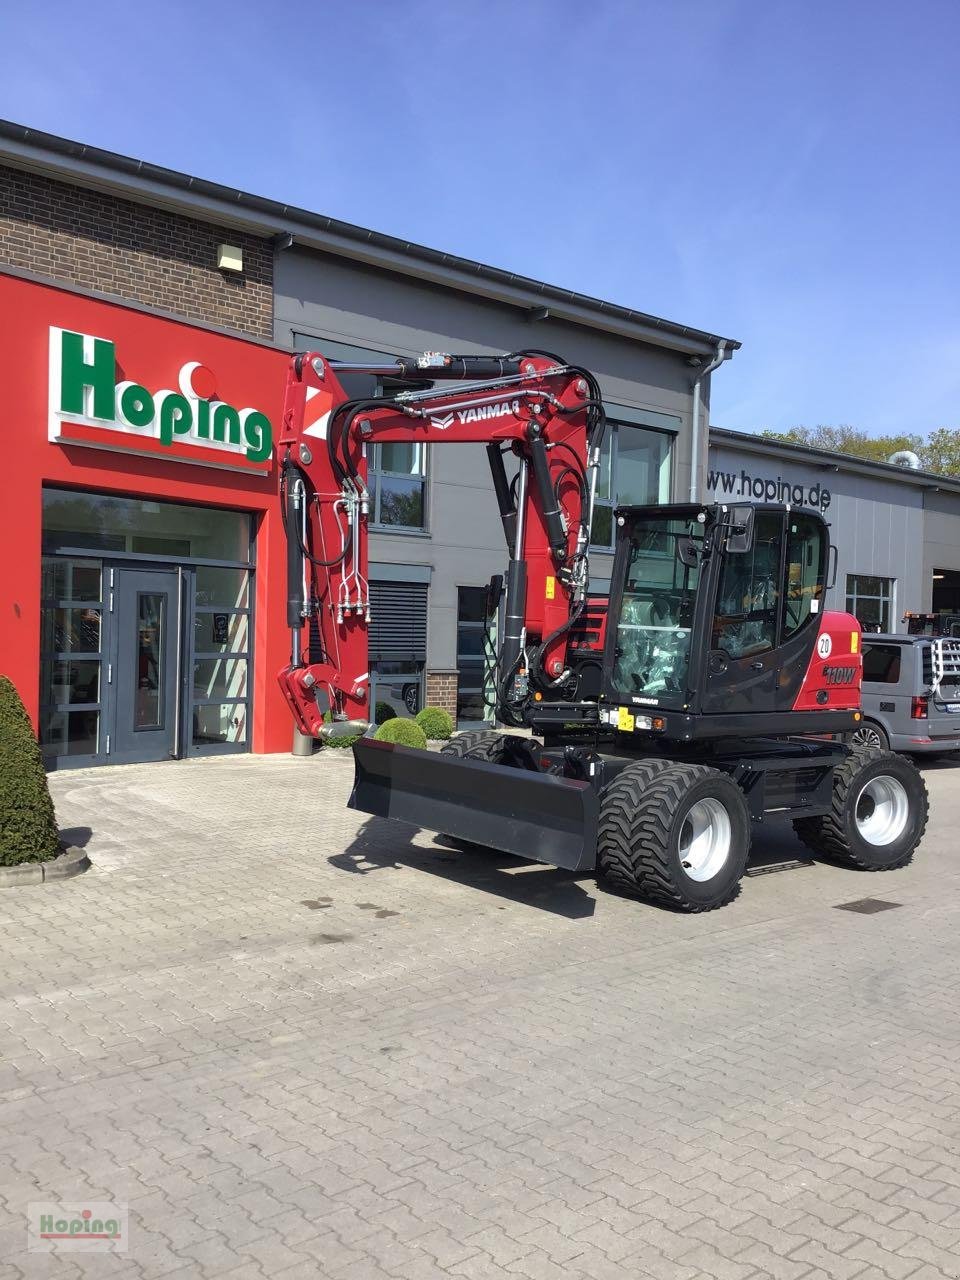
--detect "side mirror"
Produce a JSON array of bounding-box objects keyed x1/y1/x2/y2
[
  {"x1": 676, "y1": 537, "x2": 700, "y2": 568},
  {"x1": 725, "y1": 505, "x2": 755, "y2": 554}
]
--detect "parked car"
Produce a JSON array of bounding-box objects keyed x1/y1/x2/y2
[{"x1": 857, "y1": 634, "x2": 960, "y2": 755}]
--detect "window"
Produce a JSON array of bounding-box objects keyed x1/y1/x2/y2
[
  {"x1": 368, "y1": 580, "x2": 428, "y2": 719},
  {"x1": 42, "y1": 489, "x2": 250, "y2": 560},
  {"x1": 457, "y1": 587, "x2": 492, "y2": 722},
  {"x1": 293, "y1": 334, "x2": 429, "y2": 532},
  {"x1": 862, "y1": 643, "x2": 903, "y2": 684},
  {"x1": 188, "y1": 564, "x2": 252, "y2": 752},
  {"x1": 784, "y1": 514, "x2": 826, "y2": 638},
  {"x1": 370, "y1": 442, "x2": 427, "y2": 530},
  {"x1": 39, "y1": 556, "x2": 103, "y2": 761},
  {"x1": 612, "y1": 518, "x2": 703, "y2": 699},
  {"x1": 591, "y1": 423, "x2": 672, "y2": 549},
  {"x1": 713, "y1": 512, "x2": 783, "y2": 659},
  {"x1": 846, "y1": 575, "x2": 894, "y2": 633}
]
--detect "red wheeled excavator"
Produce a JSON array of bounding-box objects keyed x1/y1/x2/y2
[{"x1": 277, "y1": 348, "x2": 928, "y2": 911}]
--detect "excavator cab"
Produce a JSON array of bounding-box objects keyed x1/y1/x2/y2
[{"x1": 600, "y1": 503, "x2": 846, "y2": 736}]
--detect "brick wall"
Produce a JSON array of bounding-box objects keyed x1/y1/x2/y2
[
  {"x1": 0, "y1": 165, "x2": 273, "y2": 337},
  {"x1": 425, "y1": 670, "x2": 458, "y2": 720}
]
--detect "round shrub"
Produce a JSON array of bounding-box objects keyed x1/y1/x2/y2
[
  {"x1": 0, "y1": 675, "x2": 60, "y2": 866},
  {"x1": 375, "y1": 701, "x2": 397, "y2": 726},
  {"x1": 374, "y1": 717, "x2": 427, "y2": 749},
  {"x1": 325, "y1": 734, "x2": 360, "y2": 749},
  {"x1": 415, "y1": 706, "x2": 454, "y2": 741}
]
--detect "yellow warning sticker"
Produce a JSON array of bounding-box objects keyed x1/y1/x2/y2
[
  {"x1": 545, "y1": 576, "x2": 556, "y2": 600},
  {"x1": 851, "y1": 632, "x2": 859, "y2": 653},
  {"x1": 617, "y1": 706, "x2": 635, "y2": 732}
]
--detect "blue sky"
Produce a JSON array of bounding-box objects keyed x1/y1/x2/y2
[{"x1": 2, "y1": 0, "x2": 958, "y2": 435}]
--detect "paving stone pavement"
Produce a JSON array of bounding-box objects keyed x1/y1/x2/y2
[{"x1": 2, "y1": 751, "x2": 960, "y2": 1278}]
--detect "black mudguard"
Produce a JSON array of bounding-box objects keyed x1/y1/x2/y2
[{"x1": 349, "y1": 738, "x2": 599, "y2": 872}]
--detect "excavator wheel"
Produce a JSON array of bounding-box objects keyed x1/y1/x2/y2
[
  {"x1": 440, "y1": 730, "x2": 509, "y2": 762},
  {"x1": 793, "y1": 746, "x2": 928, "y2": 870},
  {"x1": 598, "y1": 760, "x2": 751, "y2": 912}
]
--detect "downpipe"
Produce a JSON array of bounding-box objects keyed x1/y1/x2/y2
[{"x1": 689, "y1": 340, "x2": 728, "y2": 503}]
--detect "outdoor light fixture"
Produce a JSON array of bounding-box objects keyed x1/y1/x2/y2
[{"x1": 217, "y1": 244, "x2": 243, "y2": 272}]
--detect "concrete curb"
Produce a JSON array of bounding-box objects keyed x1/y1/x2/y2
[{"x1": 0, "y1": 846, "x2": 90, "y2": 888}]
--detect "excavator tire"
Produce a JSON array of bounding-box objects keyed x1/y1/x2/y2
[
  {"x1": 792, "y1": 746, "x2": 928, "y2": 870},
  {"x1": 437, "y1": 731, "x2": 515, "y2": 854},
  {"x1": 598, "y1": 760, "x2": 751, "y2": 912},
  {"x1": 440, "y1": 730, "x2": 509, "y2": 762}
]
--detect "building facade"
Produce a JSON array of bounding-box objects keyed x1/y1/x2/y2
[
  {"x1": 708, "y1": 428, "x2": 960, "y2": 631},
  {"x1": 1, "y1": 270, "x2": 294, "y2": 769},
  {"x1": 1, "y1": 120, "x2": 738, "y2": 767}
]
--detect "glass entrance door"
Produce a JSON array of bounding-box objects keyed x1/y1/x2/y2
[{"x1": 111, "y1": 567, "x2": 180, "y2": 764}]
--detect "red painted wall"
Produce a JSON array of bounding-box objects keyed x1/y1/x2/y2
[{"x1": 0, "y1": 271, "x2": 293, "y2": 754}]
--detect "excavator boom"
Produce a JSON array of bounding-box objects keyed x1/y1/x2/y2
[{"x1": 276, "y1": 349, "x2": 605, "y2": 736}]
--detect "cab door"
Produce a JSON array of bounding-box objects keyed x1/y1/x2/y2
[{"x1": 700, "y1": 511, "x2": 785, "y2": 715}]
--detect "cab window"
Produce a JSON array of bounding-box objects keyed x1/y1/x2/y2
[
  {"x1": 713, "y1": 512, "x2": 783, "y2": 659},
  {"x1": 784, "y1": 515, "x2": 826, "y2": 639}
]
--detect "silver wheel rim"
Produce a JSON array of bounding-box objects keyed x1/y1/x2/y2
[
  {"x1": 852, "y1": 726, "x2": 883, "y2": 749},
  {"x1": 679, "y1": 797, "x2": 732, "y2": 882},
  {"x1": 855, "y1": 776, "x2": 910, "y2": 846}
]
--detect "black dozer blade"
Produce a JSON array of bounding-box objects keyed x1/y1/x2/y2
[{"x1": 350, "y1": 738, "x2": 599, "y2": 872}]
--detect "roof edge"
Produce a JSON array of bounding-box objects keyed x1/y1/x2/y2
[
  {"x1": 710, "y1": 425, "x2": 960, "y2": 492},
  {"x1": 0, "y1": 119, "x2": 741, "y2": 359}
]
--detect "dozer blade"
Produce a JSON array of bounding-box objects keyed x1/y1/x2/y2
[{"x1": 349, "y1": 738, "x2": 599, "y2": 872}]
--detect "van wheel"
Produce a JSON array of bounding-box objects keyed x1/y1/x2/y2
[
  {"x1": 598, "y1": 761, "x2": 751, "y2": 912},
  {"x1": 793, "y1": 747, "x2": 928, "y2": 870},
  {"x1": 849, "y1": 721, "x2": 889, "y2": 750}
]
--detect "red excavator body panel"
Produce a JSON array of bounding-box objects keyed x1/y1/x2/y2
[{"x1": 792, "y1": 611, "x2": 863, "y2": 712}]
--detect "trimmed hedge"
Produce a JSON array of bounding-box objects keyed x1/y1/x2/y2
[
  {"x1": 375, "y1": 701, "x2": 397, "y2": 726},
  {"x1": 0, "y1": 676, "x2": 60, "y2": 866},
  {"x1": 415, "y1": 706, "x2": 454, "y2": 741},
  {"x1": 374, "y1": 717, "x2": 427, "y2": 749}
]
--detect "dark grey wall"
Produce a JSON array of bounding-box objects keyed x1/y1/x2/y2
[
  {"x1": 922, "y1": 490, "x2": 960, "y2": 589},
  {"x1": 276, "y1": 247, "x2": 715, "y2": 668}
]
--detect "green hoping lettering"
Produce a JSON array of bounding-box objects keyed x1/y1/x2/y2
[
  {"x1": 211, "y1": 403, "x2": 241, "y2": 447},
  {"x1": 60, "y1": 331, "x2": 116, "y2": 421},
  {"x1": 242, "y1": 411, "x2": 273, "y2": 462},
  {"x1": 158, "y1": 393, "x2": 193, "y2": 446}
]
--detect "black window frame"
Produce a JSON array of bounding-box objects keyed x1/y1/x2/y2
[
  {"x1": 846, "y1": 574, "x2": 895, "y2": 634},
  {"x1": 590, "y1": 419, "x2": 673, "y2": 551}
]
